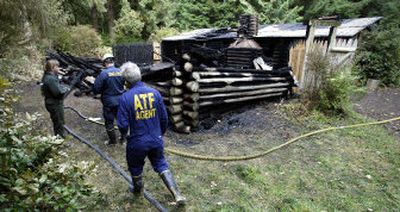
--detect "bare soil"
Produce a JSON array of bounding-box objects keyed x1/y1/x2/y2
[{"x1": 354, "y1": 88, "x2": 400, "y2": 139}]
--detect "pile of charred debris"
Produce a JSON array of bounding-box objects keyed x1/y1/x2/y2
[{"x1": 48, "y1": 15, "x2": 296, "y2": 133}]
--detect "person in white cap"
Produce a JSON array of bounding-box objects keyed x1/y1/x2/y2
[{"x1": 93, "y1": 53, "x2": 126, "y2": 145}]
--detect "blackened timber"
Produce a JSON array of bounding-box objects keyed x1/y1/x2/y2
[
  {"x1": 169, "y1": 97, "x2": 183, "y2": 104},
  {"x1": 145, "y1": 83, "x2": 169, "y2": 96},
  {"x1": 199, "y1": 87, "x2": 288, "y2": 100},
  {"x1": 172, "y1": 78, "x2": 183, "y2": 86},
  {"x1": 198, "y1": 77, "x2": 287, "y2": 85},
  {"x1": 199, "y1": 82, "x2": 289, "y2": 93},
  {"x1": 196, "y1": 67, "x2": 292, "y2": 74},
  {"x1": 170, "y1": 114, "x2": 183, "y2": 123},
  {"x1": 183, "y1": 93, "x2": 200, "y2": 102},
  {"x1": 199, "y1": 92, "x2": 283, "y2": 107},
  {"x1": 198, "y1": 72, "x2": 275, "y2": 78},
  {"x1": 186, "y1": 81, "x2": 199, "y2": 92}
]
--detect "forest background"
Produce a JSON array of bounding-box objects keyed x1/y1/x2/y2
[{"x1": 0, "y1": 0, "x2": 399, "y2": 85}]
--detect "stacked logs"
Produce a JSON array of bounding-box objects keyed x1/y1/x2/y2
[
  {"x1": 166, "y1": 54, "x2": 198, "y2": 133},
  {"x1": 164, "y1": 53, "x2": 295, "y2": 132}
]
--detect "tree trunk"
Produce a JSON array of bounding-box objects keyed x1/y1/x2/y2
[
  {"x1": 107, "y1": 0, "x2": 115, "y2": 40},
  {"x1": 91, "y1": 6, "x2": 99, "y2": 32}
]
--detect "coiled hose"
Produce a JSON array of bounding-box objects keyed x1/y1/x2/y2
[{"x1": 64, "y1": 106, "x2": 400, "y2": 162}]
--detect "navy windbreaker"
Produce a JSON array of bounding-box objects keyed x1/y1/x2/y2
[
  {"x1": 93, "y1": 66, "x2": 125, "y2": 107},
  {"x1": 117, "y1": 82, "x2": 168, "y2": 142}
]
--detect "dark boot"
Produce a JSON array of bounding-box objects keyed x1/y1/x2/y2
[
  {"x1": 105, "y1": 130, "x2": 117, "y2": 145},
  {"x1": 119, "y1": 134, "x2": 127, "y2": 144},
  {"x1": 160, "y1": 170, "x2": 186, "y2": 205},
  {"x1": 130, "y1": 175, "x2": 143, "y2": 195}
]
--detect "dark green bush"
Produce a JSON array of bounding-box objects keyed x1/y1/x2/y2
[
  {"x1": 52, "y1": 25, "x2": 103, "y2": 57},
  {"x1": 0, "y1": 78, "x2": 100, "y2": 210},
  {"x1": 355, "y1": 27, "x2": 400, "y2": 86}
]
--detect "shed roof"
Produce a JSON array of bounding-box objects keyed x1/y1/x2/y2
[{"x1": 163, "y1": 16, "x2": 382, "y2": 41}]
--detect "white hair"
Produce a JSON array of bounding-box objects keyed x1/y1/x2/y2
[{"x1": 121, "y1": 62, "x2": 141, "y2": 84}]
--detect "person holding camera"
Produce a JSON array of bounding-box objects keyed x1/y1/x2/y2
[{"x1": 41, "y1": 59, "x2": 69, "y2": 138}]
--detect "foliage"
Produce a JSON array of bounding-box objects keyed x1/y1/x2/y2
[
  {"x1": 302, "y1": 49, "x2": 358, "y2": 115},
  {"x1": 172, "y1": 0, "x2": 303, "y2": 31},
  {"x1": 317, "y1": 68, "x2": 359, "y2": 115},
  {"x1": 0, "y1": 46, "x2": 44, "y2": 81},
  {"x1": 0, "y1": 79, "x2": 100, "y2": 210},
  {"x1": 148, "y1": 28, "x2": 180, "y2": 43},
  {"x1": 0, "y1": 0, "x2": 70, "y2": 56},
  {"x1": 113, "y1": 0, "x2": 145, "y2": 43},
  {"x1": 53, "y1": 25, "x2": 103, "y2": 57},
  {"x1": 355, "y1": 28, "x2": 400, "y2": 86}
]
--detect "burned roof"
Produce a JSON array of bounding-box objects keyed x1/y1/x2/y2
[{"x1": 163, "y1": 17, "x2": 382, "y2": 41}]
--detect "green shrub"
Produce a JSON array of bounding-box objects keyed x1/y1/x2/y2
[
  {"x1": 148, "y1": 27, "x2": 180, "y2": 43},
  {"x1": 53, "y1": 25, "x2": 102, "y2": 57},
  {"x1": 355, "y1": 27, "x2": 400, "y2": 87},
  {"x1": 0, "y1": 46, "x2": 44, "y2": 81},
  {"x1": 0, "y1": 79, "x2": 100, "y2": 210},
  {"x1": 113, "y1": 0, "x2": 144, "y2": 44},
  {"x1": 302, "y1": 49, "x2": 358, "y2": 116},
  {"x1": 317, "y1": 68, "x2": 358, "y2": 115}
]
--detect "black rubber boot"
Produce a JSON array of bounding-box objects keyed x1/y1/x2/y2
[
  {"x1": 105, "y1": 129, "x2": 117, "y2": 145},
  {"x1": 160, "y1": 170, "x2": 186, "y2": 205},
  {"x1": 119, "y1": 134, "x2": 127, "y2": 144},
  {"x1": 131, "y1": 175, "x2": 143, "y2": 195}
]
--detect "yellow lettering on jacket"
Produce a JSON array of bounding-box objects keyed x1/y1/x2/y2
[
  {"x1": 107, "y1": 72, "x2": 122, "y2": 77},
  {"x1": 134, "y1": 95, "x2": 143, "y2": 110},
  {"x1": 134, "y1": 92, "x2": 157, "y2": 120},
  {"x1": 139, "y1": 94, "x2": 148, "y2": 109}
]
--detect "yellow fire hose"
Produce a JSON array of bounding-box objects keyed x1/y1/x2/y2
[{"x1": 64, "y1": 106, "x2": 400, "y2": 162}]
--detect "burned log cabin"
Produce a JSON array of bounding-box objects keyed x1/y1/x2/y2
[{"x1": 157, "y1": 16, "x2": 382, "y2": 133}]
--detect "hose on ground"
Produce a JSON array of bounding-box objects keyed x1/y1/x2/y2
[
  {"x1": 64, "y1": 106, "x2": 400, "y2": 162},
  {"x1": 64, "y1": 125, "x2": 168, "y2": 212}
]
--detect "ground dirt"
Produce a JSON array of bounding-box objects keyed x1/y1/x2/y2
[
  {"x1": 354, "y1": 88, "x2": 400, "y2": 139},
  {"x1": 15, "y1": 82, "x2": 400, "y2": 211}
]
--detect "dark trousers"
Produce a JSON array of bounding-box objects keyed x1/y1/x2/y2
[
  {"x1": 45, "y1": 103, "x2": 65, "y2": 137},
  {"x1": 126, "y1": 139, "x2": 169, "y2": 176},
  {"x1": 103, "y1": 105, "x2": 118, "y2": 131}
]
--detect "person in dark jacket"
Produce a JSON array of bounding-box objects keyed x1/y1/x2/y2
[
  {"x1": 117, "y1": 62, "x2": 186, "y2": 205},
  {"x1": 42, "y1": 59, "x2": 69, "y2": 138},
  {"x1": 93, "y1": 53, "x2": 126, "y2": 145}
]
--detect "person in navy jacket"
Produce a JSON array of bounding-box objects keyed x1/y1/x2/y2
[
  {"x1": 93, "y1": 53, "x2": 126, "y2": 145},
  {"x1": 117, "y1": 62, "x2": 186, "y2": 205}
]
